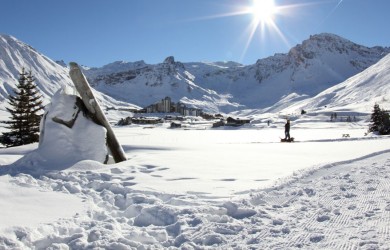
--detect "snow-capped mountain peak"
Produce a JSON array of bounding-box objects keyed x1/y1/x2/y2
[
  {"x1": 0, "y1": 34, "x2": 138, "y2": 118},
  {"x1": 0, "y1": 33, "x2": 389, "y2": 116},
  {"x1": 83, "y1": 33, "x2": 389, "y2": 113},
  {"x1": 0, "y1": 34, "x2": 72, "y2": 103}
]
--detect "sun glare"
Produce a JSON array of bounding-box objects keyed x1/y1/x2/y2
[
  {"x1": 188, "y1": 0, "x2": 297, "y2": 62},
  {"x1": 250, "y1": 0, "x2": 278, "y2": 24}
]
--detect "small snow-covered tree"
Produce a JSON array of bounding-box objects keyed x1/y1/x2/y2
[{"x1": 1, "y1": 69, "x2": 44, "y2": 147}]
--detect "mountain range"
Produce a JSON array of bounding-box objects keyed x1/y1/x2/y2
[{"x1": 0, "y1": 33, "x2": 389, "y2": 117}]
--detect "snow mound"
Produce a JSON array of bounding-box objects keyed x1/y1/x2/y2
[{"x1": 5, "y1": 88, "x2": 108, "y2": 174}]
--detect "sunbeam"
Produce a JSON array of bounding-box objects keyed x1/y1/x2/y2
[
  {"x1": 180, "y1": 0, "x2": 333, "y2": 64},
  {"x1": 317, "y1": 0, "x2": 345, "y2": 28}
]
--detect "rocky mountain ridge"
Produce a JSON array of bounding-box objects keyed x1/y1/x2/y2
[{"x1": 84, "y1": 33, "x2": 389, "y2": 112}]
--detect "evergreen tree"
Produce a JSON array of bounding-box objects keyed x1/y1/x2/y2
[
  {"x1": 369, "y1": 103, "x2": 383, "y2": 133},
  {"x1": 369, "y1": 103, "x2": 390, "y2": 135},
  {"x1": 1, "y1": 69, "x2": 43, "y2": 147},
  {"x1": 379, "y1": 111, "x2": 390, "y2": 135}
]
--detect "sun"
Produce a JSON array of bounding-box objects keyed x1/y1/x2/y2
[
  {"x1": 186, "y1": 0, "x2": 293, "y2": 62},
  {"x1": 250, "y1": 0, "x2": 278, "y2": 24}
]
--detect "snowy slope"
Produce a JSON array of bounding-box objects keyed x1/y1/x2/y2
[
  {"x1": 281, "y1": 53, "x2": 390, "y2": 115},
  {"x1": 0, "y1": 34, "x2": 72, "y2": 103},
  {"x1": 84, "y1": 33, "x2": 390, "y2": 112},
  {"x1": 0, "y1": 35, "x2": 139, "y2": 120}
]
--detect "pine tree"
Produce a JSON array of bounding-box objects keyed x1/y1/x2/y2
[
  {"x1": 379, "y1": 111, "x2": 390, "y2": 135},
  {"x1": 1, "y1": 69, "x2": 44, "y2": 147},
  {"x1": 368, "y1": 103, "x2": 390, "y2": 135}
]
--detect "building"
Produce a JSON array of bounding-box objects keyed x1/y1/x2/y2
[
  {"x1": 225, "y1": 117, "x2": 251, "y2": 126},
  {"x1": 146, "y1": 97, "x2": 172, "y2": 113},
  {"x1": 144, "y1": 97, "x2": 202, "y2": 116}
]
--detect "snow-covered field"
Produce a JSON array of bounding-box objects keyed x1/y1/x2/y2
[{"x1": 1, "y1": 118, "x2": 390, "y2": 249}]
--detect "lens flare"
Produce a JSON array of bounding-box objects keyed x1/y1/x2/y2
[
  {"x1": 250, "y1": 0, "x2": 278, "y2": 24},
  {"x1": 182, "y1": 1, "x2": 321, "y2": 63}
]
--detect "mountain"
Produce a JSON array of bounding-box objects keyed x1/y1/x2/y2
[
  {"x1": 280, "y1": 53, "x2": 390, "y2": 115},
  {"x1": 84, "y1": 33, "x2": 390, "y2": 113},
  {"x1": 0, "y1": 34, "x2": 71, "y2": 103},
  {"x1": 83, "y1": 56, "x2": 245, "y2": 113},
  {"x1": 0, "y1": 33, "x2": 389, "y2": 118},
  {"x1": 0, "y1": 34, "x2": 138, "y2": 118}
]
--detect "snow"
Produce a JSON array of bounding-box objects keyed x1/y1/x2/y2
[
  {"x1": 282, "y1": 53, "x2": 390, "y2": 115},
  {"x1": 1, "y1": 118, "x2": 390, "y2": 248},
  {"x1": 0, "y1": 175, "x2": 85, "y2": 236},
  {"x1": 113, "y1": 125, "x2": 389, "y2": 197}
]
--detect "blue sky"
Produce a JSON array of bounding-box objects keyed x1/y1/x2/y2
[{"x1": 1, "y1": 0, "x2": 389, "y2": 67}]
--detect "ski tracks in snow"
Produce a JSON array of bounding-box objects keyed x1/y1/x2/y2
[{"x1": 248, "y1": 151, "x2": 390, "y2": 249}]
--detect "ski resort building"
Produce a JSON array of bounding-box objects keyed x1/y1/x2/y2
[{"x1": 145, "y1": 97, "x2": 202, "y2": 116}]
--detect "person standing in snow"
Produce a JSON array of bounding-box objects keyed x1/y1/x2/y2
[{"x1": 284, "y1": 119, "x2": 291, "y2": 140}]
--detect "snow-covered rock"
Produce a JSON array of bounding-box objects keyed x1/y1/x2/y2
[{"x1": 5, "y1": 88, "x2": 108, "y2": 174}]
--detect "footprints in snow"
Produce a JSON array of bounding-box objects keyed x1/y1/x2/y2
[{"x1": 139, "y1": 164, "x2": 168, "y2": 173}]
